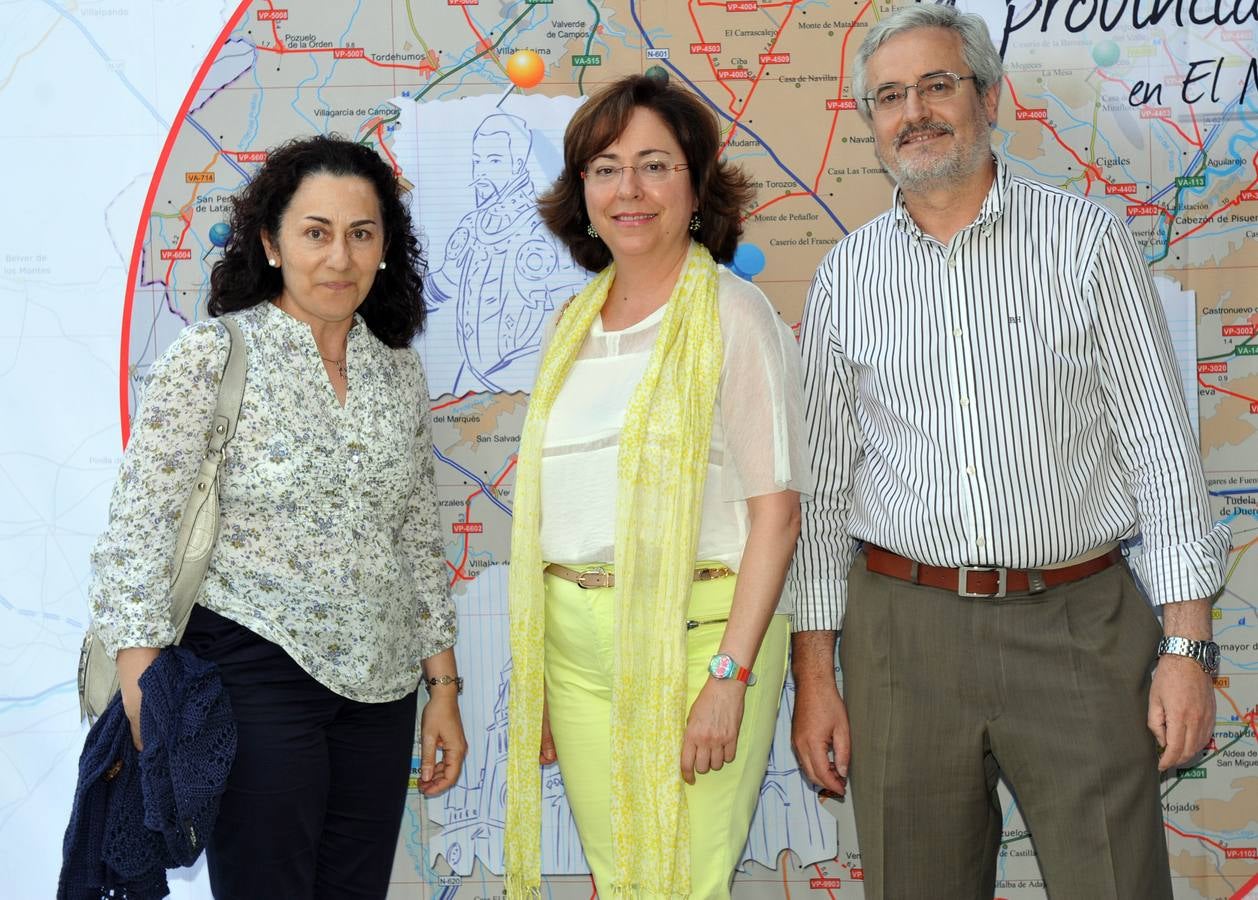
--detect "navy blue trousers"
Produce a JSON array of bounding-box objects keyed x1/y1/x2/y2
[{"x1": 181, "y1": 604, "x2": 417, "y2": 899}]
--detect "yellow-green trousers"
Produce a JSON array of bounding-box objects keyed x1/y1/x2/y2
[{"x1": 543, "y1": 565, "x2": 790, "y2": 899}]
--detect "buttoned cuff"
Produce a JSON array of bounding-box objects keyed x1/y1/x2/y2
[
  {"x1": 788, "y1": 580, "x2": 847, "y2": 632},
  {"x1": 1127, "y1": 521, "x2": 1232, "y2": 606}
]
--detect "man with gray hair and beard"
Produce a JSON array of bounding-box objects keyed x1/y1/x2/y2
[{"x1": 788, "y1": 5, "x2": 1230, "y2": 898}]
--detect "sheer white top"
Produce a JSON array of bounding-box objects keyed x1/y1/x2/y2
[{"x1": 539, "y1": 267, "x2": 813, "y2": 612}]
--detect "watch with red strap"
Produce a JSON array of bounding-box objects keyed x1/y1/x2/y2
[{"x1": 708, "y1": 653, "x2": 757, "y2": 686}]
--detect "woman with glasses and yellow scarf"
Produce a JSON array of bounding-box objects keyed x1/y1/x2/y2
[{"x1": 505, "y1": 74, "x2": 813, "y2": 899}]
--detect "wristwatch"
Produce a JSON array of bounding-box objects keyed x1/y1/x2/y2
[
  {"x1": 708, "y1": 653, "x2": 757, "y2": 686},
  {"x1": 1156, "y1": 636, "x2": 1220, "y2": 674}
]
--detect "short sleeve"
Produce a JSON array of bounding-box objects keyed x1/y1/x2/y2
[{"x1": 716, "y1": 272, "x2": 814, "y2": 501}]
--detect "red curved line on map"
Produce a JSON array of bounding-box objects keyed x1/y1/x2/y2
[
  {"x1": 1232, "y1": 871, "x2": 1258, "y2": 899},
  {"x1": 118, "y1": 0, "x2": 252, "y2": 447}
]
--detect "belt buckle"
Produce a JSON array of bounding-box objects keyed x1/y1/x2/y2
[
  {"x1": 576, "y1": 567, "x2": 609, "y2": 589},
  {"x1": 958, "y1": 565, "x2": 1007, "y2": 598}
]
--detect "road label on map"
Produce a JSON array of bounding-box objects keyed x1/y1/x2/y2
[
  {"x1": 160, "y1": 249, "x2": 192, "y2": 260},
  {"x1": 1199, "y1": 362, "x2": 1228, "y2": 373},
  {"x1": 717, "y1": 68, "x2": 750, "y2": 80},
  {"x1": 1106, "y1": 183, "x2": 1137, "y2": 195},
  {"x1": 185, "y1": 172, "x2": 214, "y2": 183},
  {"x1": 1127, "y1": 203, "x2": 1162, "y2": 216},
  {"x1": 452, "y1": 523, "x2": 484, "y2": 534},
  {"x1": 257, "y1": 9, "x2": 287, "y2": 20},
  {"x1": 1223, "y1": 325, "x2": 1256, "y2": 336},
  {"x1": 691, "y1": 42, "x2": 721, "y2": 54},
  {"x1": 759, "y1": 53, "x2": 790, "y2": 65},
  {"x1": 1016, "y1": 108, "x2": 1048, "y2": 120},
  {"x1": 826, "y1": 99, "x2": 857, "y2": 110}
]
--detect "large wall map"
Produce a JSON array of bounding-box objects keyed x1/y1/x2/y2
[{"x1": 3, "y1": 1, "x2": 1255, "y2": 897}]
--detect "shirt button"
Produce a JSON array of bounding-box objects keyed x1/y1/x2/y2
[
  {"x1": 351, "y1": 452, "x2": 361, "y2": 464},
  {"x1": 948, "y1": 256, "x2": 958, "y2": 268},
  {"x1": 965, "y1": 465, "x2": 976, "y2": 476},
  {"x1": 959, "y1": 396, "x2": 970, "y2": 407},
  {"x1": 976, "y1": 537, "x2": 987, "y2": 548},
  {"x1": 952, "y1": 328, "x2": 963, "y2": 337}
]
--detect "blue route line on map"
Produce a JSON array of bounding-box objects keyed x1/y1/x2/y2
[
  {"x1": 1214, "y1": 487, "x2": 1258, "y2": 496},
  {"x1": 40, "y1": 0, "x2": 169, "y2": 128},
  {"x1": 183, "y1": 113, "x2": 252, "y2": 183},
  {"x1": 0, "y1": 681, "x2": 74, "y2": 709},
  {"x1": 627, "y1": 0, "x2": 846, "y2": 233},
  {"x1": 432, "y1": 449, "x2": 513, "y2": 517}
]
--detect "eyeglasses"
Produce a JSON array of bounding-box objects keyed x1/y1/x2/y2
[
  {"x1": 580, "y1": 160, "x2": 689, "y2": 184},
  {"x1": 864, "y1": 72, "x2": 978, "y2": 113}
]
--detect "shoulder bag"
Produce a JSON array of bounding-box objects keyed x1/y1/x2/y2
[{"x1": 77, "y1": 316, "x2": 247, "y2": 720}]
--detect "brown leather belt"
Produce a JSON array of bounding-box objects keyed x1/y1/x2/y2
[
  {"x1": 543, "y1": 563, "x2": 733, "y2": 590},
  {"x1": 863, "y1": 544, "x2": 1121, "y2": 598}
]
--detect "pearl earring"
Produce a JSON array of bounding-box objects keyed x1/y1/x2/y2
[
  {"x1": 378, "y1": 260, "x2": 387, "y2": 270},
  {"x1": 267, "y1": 258, "x2": 278, "y2": 267}
]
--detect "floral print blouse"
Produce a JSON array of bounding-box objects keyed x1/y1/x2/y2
[{"x1": 89, "y1": 300, "x2": 455, "y2": 702}]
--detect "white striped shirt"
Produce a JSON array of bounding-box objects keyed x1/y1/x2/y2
[{"x1": 790, "y1": 155, "x2": 1230, "y2": 631}]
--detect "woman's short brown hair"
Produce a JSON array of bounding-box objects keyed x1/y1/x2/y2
[{"x1": 538, "y1": 74, "x2": 755, "y2": 272}]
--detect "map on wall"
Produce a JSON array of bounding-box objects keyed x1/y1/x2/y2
[{"x1": 67, "y1": 0, "x2": 1258, "y2": 896}]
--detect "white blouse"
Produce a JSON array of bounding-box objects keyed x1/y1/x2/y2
[{"x1": 539, "y1": 267, "x2": 813, "y2": 612}]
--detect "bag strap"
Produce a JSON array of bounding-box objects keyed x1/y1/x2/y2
[
  {"x1": 167, "y1": 317, "x2": 247, "y2": 637},
  {"x1": 207, "y1": 317, "x2": 247, "y2": 454}
]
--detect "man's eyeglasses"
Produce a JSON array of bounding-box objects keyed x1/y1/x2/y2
[
  {"x1": 581, "y1": 160, "x2": 689, "y2": 184},
  {"x1": 864, "y1": 72, "x2": 978, "y2": 113}
]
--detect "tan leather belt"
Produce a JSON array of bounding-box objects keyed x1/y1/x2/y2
[
  {"x1": 543, "y1": 563, "x2": 734, "y2": 590},
  {"x1": 863, "y1": 544, "x2": 1121, "y2": 598}
]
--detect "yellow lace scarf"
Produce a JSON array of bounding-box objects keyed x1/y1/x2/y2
[{"x1": 505, "y1": 242, "x2": 722, "y2": 898}]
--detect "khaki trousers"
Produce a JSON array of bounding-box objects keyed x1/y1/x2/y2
[{"x1": 839, "y1": 555, "x2": 1172, "y2": 900}]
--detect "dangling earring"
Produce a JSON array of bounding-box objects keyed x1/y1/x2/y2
[
  {"x1": 378, "y1": 260, "x2": 387, "y2": 270},
  {"x1": 586, "y1": 223, "x2": 600, "y2": 239},
  {"x1": 267, "y1": 258, "x2": 279, "y2": 267},
  {"x1": 689, "y1": 213, "x2": 702, "y2": 233}
]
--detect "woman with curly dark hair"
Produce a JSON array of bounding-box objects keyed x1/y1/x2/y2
[
  {"x1": 88, "y1": 134, "x2": 466, "y2": 898},
  {"x1": 504, "y1": 75, "x2": 813, "y2": 898}
]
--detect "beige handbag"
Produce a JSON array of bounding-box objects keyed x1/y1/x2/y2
[{"x1": 77, "y1": 317, "x2": 247, "y2": 720}]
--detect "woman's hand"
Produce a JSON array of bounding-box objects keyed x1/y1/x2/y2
[
  {"x1": 539, "y1": 696, "x2": 557, "y2": 765},
  {"x1": 116, "y1": 647, "x2": 161, "y2": 750},
  {"x1": 680, "y1": 677, "x2": 746, "y2": 785},
  {"x1": 417, "y1": 689, "x2": 468, "y2": 796}
]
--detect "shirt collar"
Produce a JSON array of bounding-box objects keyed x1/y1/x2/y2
[
  {"x1": 261, "y1": 297, "x2": 365, "y2": 340},
  {"x1": 891, "y1": 152, "x2": 1010, "y2": 239}
]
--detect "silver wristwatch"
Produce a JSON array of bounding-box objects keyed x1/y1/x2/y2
[{"x1": 1156, "y1": 636, "x2": 1220, "y2": 674}]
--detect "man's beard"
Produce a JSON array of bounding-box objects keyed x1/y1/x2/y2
[
  {"x1": 473, "y1": 177, "x2": 503, "y2": 206},
  {"x1": 877, "y1": 118, "x2": 991, "y2": 192}
]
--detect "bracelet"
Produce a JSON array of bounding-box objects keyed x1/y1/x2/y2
[{"x1": 424, "y1": 675, "x2": 463, "y2": 695}]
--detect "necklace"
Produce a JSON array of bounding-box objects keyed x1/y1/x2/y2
[{"x1": 320, "y1": 356, "x2": 347, "y2": 379}]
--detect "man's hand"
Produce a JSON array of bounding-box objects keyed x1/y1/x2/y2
[
  {"x1": 1149, "y1": 654, "x2": 1215, "y2": 772},
  {"x1": 1151, "y1": 597, "x2": 1217, "y2": 772},
  {"x1": 790, "y1": 630, "x2": 850, "y2": 796}
]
